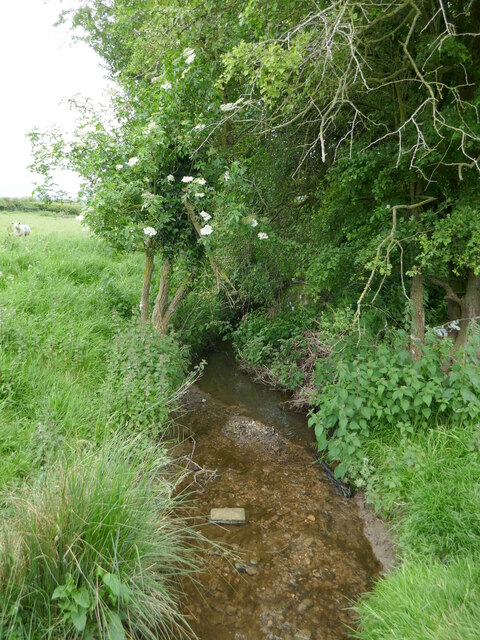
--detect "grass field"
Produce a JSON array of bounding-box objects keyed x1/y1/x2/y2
[{"x1": 0, "y1": 211, "x2": 174, "y2": 489}]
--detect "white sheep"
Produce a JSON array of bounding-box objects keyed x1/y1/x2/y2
[{"x1": 12, "y1": 222, "x2": 31, "y2": 237}]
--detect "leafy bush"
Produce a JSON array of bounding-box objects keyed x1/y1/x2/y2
[
  {"x1": 0, "y1": 437, "x2": 202, "y2": 640},
  {"x1": 103, "y1": 324, "x2": 187, "y2": 433},
  {"x1": 309, "y1": 329, "x2": 480, "y2": 480}
]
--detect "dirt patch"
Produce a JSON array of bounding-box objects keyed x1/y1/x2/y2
[
  {"x1": 174, "y1": 386, "x2": 387, "y2": 640},
  {"x1": 353, "y1": 493, "x2": 397, "y2": 575}
]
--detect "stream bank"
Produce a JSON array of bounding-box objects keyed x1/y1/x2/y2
[{"x1": 175, "y1": 345, "x2": 395, "y2": 639}]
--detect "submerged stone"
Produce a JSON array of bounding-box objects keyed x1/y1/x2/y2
[{"x1": 210, "y1": 507, "x2": 246, "y2": 524}]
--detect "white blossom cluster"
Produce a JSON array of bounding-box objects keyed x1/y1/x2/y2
[{"x1": 143, "y1": 227, "x2": 157, "y2": 238}]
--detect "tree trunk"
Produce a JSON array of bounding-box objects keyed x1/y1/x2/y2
[
  {"x1": 140, "y1": 252, "x2": 154, "y2": 324},
  {"x1": 454, "y1": 270, "x2": 480, "y2": 352},
  {"x1": 430, "y1": 270, "x2": 480, "y2": 354},
  {"x1": 410, "y1": 270, "x2": 425, "y2": 359},
  {"x1": 151, "y1": 260, "x2": 189, "y2": 334},
  {"x1": 152, "y1": 260, "x2": 171, "y2": 332}
]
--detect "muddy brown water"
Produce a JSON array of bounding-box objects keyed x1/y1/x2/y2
[{"x1": 174, "y1": 344, "x2": 385, "y2": 640}]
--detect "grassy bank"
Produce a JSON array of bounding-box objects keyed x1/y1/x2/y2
[{"x1": 0, "y1": 212, "x2": 199, "y2": 638}]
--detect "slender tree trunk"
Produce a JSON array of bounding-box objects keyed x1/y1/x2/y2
[
  {"x1": 454, "y1": 270, "x2": 480, "y2": 352},
  {"x1": 151, "y1": 260, "x2": 189, "y2": 334},
  {"x1": 408, "y1": 182, "x2": 426, "y2": 359},
  {"x1": 140, "y1": 252, "x2": 154, "y2": 324},
  {"x1": 410, "y1": 271, "x2": 425, "y2": 359},
  {"x1": 152, "y1": 260, "x2": 171, "y2": 332}
]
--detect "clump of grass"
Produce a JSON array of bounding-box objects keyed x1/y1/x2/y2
[
  {"x1": 353, "y1": 556, "x2": 480, "y2": 640},
  {"x1": 0, "y1": 436, "x2": 202, "y2": 639}
]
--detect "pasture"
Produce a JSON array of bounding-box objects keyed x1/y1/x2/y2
[{"x1": 0, "y1": 211, "x2": 143, "y2": 489}]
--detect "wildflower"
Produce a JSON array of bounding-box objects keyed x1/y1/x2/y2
[
  {"x1": 199, "y1": 211, "x2": 211, "y2": 221},
  {"x1": 200, "y1": 224, "x2": 213, "y2": 236},
  {"x1": 167, "y1": 174, "x2": 175, "y2": 182},
  {"x1": 75, "y1": 215, "x2": 84, "y2": 222},
  {"x1": 258, "y1": 232, "x2": 269, "y2": 240},
  {"x1": 222, "y1": 171, "x2": 230, "y2": 181},
  {"x1": 160, "y1": 81, "x2": 172, "y2": 90},
  {"x1": 194, "y1": 177, "x2": 207, "y2": 185},
  {"x1": 194, "y1": 123, "x2": 206, "y2": 131},
  {"x1": 250, "y1": 219, "x2": 258, "y2": 227},
  {"x1": 151, "y1": 76, "x2": 160, "y2": 84},
  {"x1": 115, "y1": 164, "x2": 123, "y2": 170},
  {"x1": 143, "y1": 227, "x2": 157, "y2": 237},
  {"x1": 184, "y1": 48, "x2": 196, "y2": 65},
  {"x1": 194, "y1": 192, "x2": 205, "y2": 198},
  {"x1": 181, "y1": 176, "x2": 194, "y2": 183},
  {"x1": 128, "y1": 157, "x2": 139, "y2": 166}
]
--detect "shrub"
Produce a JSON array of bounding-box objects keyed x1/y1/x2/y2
[
  {"x1": 309, "y1": 329, "x2": 480, "y2": 480},
  {"x1": 103, "y1": 324, "x2": 188, "y2": 433},
  {"x1": 0, "y1": 437, "x2": 202, "y2": 639}
]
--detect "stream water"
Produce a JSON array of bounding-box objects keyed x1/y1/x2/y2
[{"x1": 176, "y1": 344, "x2": 384, "y2": 640}]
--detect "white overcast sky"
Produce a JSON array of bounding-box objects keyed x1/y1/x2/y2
[{"x1": 0, "y1": 0, "x2": 109, "y2": 198}]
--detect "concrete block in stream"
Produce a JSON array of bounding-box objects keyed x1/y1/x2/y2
[{"x1": 210, "y1": 508, "x2": 246, "y2": 525}]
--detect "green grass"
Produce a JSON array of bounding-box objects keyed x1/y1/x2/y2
[
  {"x1": 0, "y1": 211, "x2": 184, "y2": 487},
  {"x1": 0, "y1": 212, "x2": 203, "y2": 638},
  {"x1": 351, "y1": 422, "x2": 480, "y2": 639},
  {"x1": 0, "y1": 437, "x2": 203, "y2": 639},
  {"x1": 353, "y1": 556, "x2": 480, "y2": 640}
]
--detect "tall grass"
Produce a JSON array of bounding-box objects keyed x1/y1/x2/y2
[
  {"x1": 0, "y1": 213, "x2": 184, "y2": 489},
  {"x1": 353, "y1": 556, "x2": 480, "y2": 640},
  {"x1": 0, "y1": 437, "x2": 202, "y2": 639}
]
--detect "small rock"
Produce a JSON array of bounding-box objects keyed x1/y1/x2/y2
[
  {"x1": 297, "y1": 598, "x2": 313, "y2": 614},
  {"x1": 210, "y1": 507, "x2": 246, "y2": 525},
  {"x1": 294, "y1": 631, "x2": 311, "y2": 640},
  {"x1": 250, "y1": 556, "x2": 260, "y2": 565},
  {"x1": 307, "y1": 514, "x2": 316, "y2": 522}
]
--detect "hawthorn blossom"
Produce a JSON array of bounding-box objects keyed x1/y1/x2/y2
[
  {"x1": 115, "y1": 164, "x2": 123, "y2": 170},
  {"x1": 199, "y1": 211, "x2": 211, "y2": 221},
  {"x1": 258, "y1": 232, "x2": 269, "y2": 240},
  {"x1": 194, "y1": 123, "x2": 206, "y2": 131},
  {"x1": 167, "y1": 174, "x2": 175, "y2": 182},
  {"x1": 200, "y1": 224, "x2": 213, "y2": 236},
  {"x1": 128, "y1": 157, "x2": 139, "y2": 167},
  {"x1": 194, "y1": 177, "x2": 207, "y2": 185},
  {"x1": 194, "y1": 192, "x2": 205, "y2": 198},
  {"x1": 182, "y1": 176, "x2": 194, "y2": 183},
  {"x1": 143, "y1": 227, "x2": 157, "y2": 237},
  {"x1": 250, "y1": 219, "x2": 258, "y2": 227},
  {"x1": 75, "y1": 215, "x2": 85, "y2": 222}
]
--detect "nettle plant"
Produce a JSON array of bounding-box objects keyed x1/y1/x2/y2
[{"x1": 309, "y1": 329, "x2": 480, "y2": 482}]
